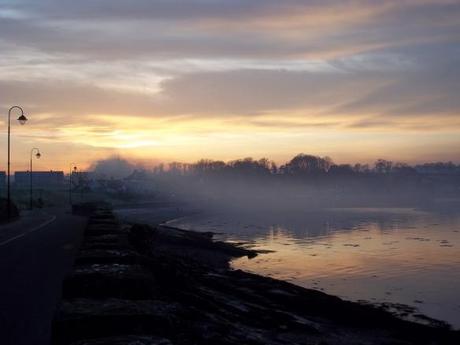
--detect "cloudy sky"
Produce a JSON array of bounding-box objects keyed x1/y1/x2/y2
[{"x1": 1, "y1": 0, "x2": 459, "y2": 170}]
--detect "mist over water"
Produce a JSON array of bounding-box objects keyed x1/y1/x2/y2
[{"x1": 114, "y1": 155, "x2": 460, "y2": 328}]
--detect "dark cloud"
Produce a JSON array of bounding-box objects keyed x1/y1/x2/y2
[
  {"x1": 156, "y1": 57, "x2": 460, "y2": 119},
  {"x1": 1, "y1": 0, "x2": 459, "y2": 60},
  {"x1": 7, "y1": 0, "x2": 267, "y2": 21},
  {"x1": 334, "y1": 57, "x2": 460, "y2": 118},
  {"x1": 0, "y1": 0, "x2": 459, "y2": 133}
]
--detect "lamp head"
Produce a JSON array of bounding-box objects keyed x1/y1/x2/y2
[
  {"x1": 36, "y1": 152, "x2": 41, "y2": 159},
  {"x1": 17, "y1": 114, "x2": 28, "y2": 125}
]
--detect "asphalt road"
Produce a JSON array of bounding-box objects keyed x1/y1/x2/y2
[{"x1": 0, "y1": 208, "x2": 87, "y2": 345}]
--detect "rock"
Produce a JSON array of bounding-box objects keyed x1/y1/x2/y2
[
  {"x1": 85, "y1": 234, "x2": 121, "y2": 243},
  {"x1": 156, "y1": 225, "x2": 257, "y2": 259},
  {"x1": 69, "y1": 335, "x2": 172, "y2": 345},
  {"x1": 63, "y1": 264, "x2": 156, "y2": 299},
  {"x1": 85, "y1": 222, "x2": 122, "y2": 236},
  {"x1": 72, "y1": 203, "x2": 111, "y2": 216},
  {"x1": 53, "y1": 298, "x2": 183, "y2": 345},
  {"x1": 89, "y1": 219, "x2": 119, "y2": 227},
  {"x1": 128, "y1": 224, "x2": 155, "y2": 254},
  {"x1": 75, "y1": 249, "x2": 140, "y2": 265},
  {"x1": 81, "y1": 232, "x2": 128, "y2": 251}
]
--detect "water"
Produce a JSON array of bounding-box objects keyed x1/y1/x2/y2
[{"x1": 164, "y1": 206, "x2": 460, "y2": 329}]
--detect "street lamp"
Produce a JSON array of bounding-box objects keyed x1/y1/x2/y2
[
  {"x1": 6, "y1": 106, "x2": 28, "y2": 219},
  {"x1": 29, "y1": 148, "x2": 41, "y2": 210},
  {"x1": 69, "y1": 163, "x2": 77, "y2": 206}
]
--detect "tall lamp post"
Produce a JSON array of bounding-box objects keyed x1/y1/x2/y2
[
  {"x1": 6, "y1": 106, "x2": 28, "y2": 219},
  {"x1": 69, "y1": 163, "x2": 77, "y2": 206},
  {"x1": 29, "y1": 148, "x2": 41, "y2": 210}
]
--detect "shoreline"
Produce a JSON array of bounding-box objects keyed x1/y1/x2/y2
[
  {"x1": 114, "y1": 203, "x2": 459, "y2": 331},
  {"x1": 53, "y1": 206, "x2": 460, "y2": 344},
  {"x1": 155, "y1": 220, "x2": 458, "y2": 331}
]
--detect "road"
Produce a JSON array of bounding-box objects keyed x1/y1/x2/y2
[{"x1": 0, "y1": 208, "x2": 87, "y2": 345}]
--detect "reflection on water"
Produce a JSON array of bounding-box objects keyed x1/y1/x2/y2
[{"x1": 168, "y1": 207, "x2": 460, "y2": 329}]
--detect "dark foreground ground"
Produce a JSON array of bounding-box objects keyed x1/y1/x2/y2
[
  {"x1": 52, "y1": 207, "x2": 460, "y2": 345},
  {"x1": 0, "y1": 208, "x2": 87, "y2": 345}
]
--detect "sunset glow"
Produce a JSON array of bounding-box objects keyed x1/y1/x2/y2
[{"x1": 1, "y1": 0, "x2": 459, "y2": 170}]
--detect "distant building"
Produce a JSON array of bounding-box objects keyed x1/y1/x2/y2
[
  {"x1": 70, "y1": 171, "x2": 93, "y2": 181},
  {"x1": 14, "y1": 171, "x2": 64, "y2": 188}
]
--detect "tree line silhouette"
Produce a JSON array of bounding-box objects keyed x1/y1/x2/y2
[
  {"x1": 150, "y1": 154, "x2": 460, "y2": 178},
  {"x1": 128, "y1": 154, "x2": 460, "y2": 208}
]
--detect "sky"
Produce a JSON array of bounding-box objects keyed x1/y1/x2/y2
[{"x1": 0, "y1": 0, "x2": 459, "y2": 171}]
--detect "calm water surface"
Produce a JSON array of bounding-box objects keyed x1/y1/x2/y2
[{"x1": 165, "y1": 207, "x2": 460, "y2": 329}]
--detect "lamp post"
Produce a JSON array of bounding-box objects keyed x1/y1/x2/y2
[
  {"x1": 6, "y1": 106, "x2": 28, "y2": 219},
  {"x1": 69, "y1": 163, "x2": 77, "y2": 206},
  {"x1": 29, "y1": 148, "x2": 41, "y2": 210}
]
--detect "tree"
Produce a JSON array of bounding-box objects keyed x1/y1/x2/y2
[
  {"x1": 283, "y1": 153, "x2": 332, "y2": 175},
  {"x1": 192, "y1": 159, "x2": 226, "y2": 175},
  {"x1": 329, "y1": 164, "x2": 354, "y2": 175},
  {"x1": 353, "y1": 163, "x2": 370, "y2": 173},
  {"x1": 168, "y1": 162, "x2": 185, "y2": 175},
  {"x1": 392, "y1": 162, "x2": 416, "y2": 175},
  {"x1": 228, "y1": 157, "x2": 271, "y2": 176},
  {"x1": 153, "y1": 163, "x2": 164, "y2": 174},
  {"x1": 374, "y1": 159, "x2": 393, "y2": 174}
]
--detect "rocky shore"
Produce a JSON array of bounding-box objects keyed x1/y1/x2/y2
[{"x1": 52, "y1": 207, "x2": 460, "y2": 345}]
